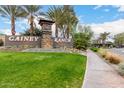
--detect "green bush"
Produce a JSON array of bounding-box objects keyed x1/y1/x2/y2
[
  {"x1": 118, "y1": 62, "x2": 124, "y2": 76},
  {"x1": 72, "y1": 26, "x2": 93, "y2": 50},
  {"x1": 21, "y1": 28, "x2": 42, "y2": 36},
  {"x1": 90, "y1": 47, "x2": 99, "y2": 52},
  {"x1": 73, "y1": 37, "x2": 88, "y2": 50},
  {"x1": 73, "y1": 33, "x2": 93, "y2": 50},
  {"x1": 0, "y1": 39, "x2": 3, "y2": 46}
]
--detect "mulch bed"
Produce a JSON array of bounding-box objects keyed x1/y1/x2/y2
[{"x1": 0, "y1": 47, "x2": 24, "y2": 52}]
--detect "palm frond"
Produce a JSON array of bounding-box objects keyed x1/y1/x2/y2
[{"x1": 0, "y1": 5, "x2": 12, "y2": 18}]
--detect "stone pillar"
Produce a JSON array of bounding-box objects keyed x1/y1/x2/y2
[
  {"x1": 38, "y1": 19, "x2": 54, "y2": 48},
  {"x1": 41, "y1": 31, "x2": 53, "y2": 48}
]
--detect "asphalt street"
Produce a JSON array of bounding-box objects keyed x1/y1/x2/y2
[{"x1": 107, "y1": 48, "x2": 124, "y2": 56}]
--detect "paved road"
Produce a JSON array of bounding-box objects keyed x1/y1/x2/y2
[
  {"x1": 83, "y1": 50, "x2": 124, "y2": 88},
  {"x1": 107, "y1": 48, "x2": 124, "y2": 56}
]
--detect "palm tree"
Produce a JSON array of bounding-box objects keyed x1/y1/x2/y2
[
  {"x1": 46, "y1": 6, "x2": 63, "y2": 38},
  {"x1": 0, "y1": 5, "x2": 27, "y2": 35},
  {"x1": 100, "y1": 32, "x2": 110, "y2": 46},
  {"x1": 46, "y1": 5, "x2": 78, "y2": 38},
  {"x1": 63, "y1": 5, "x2": 78, "y2": 38},
  {"x1": 22, "y1": 5, "x2": 43, "y2": 35}
]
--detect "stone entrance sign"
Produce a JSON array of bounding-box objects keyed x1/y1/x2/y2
[
  {"x1": 8, "y1": 36, "x2": 39, "y2": 42},
  {"x1": 3, "y1": 19, "x2": 73, "y2": 49},
  {"x1": 53, "y1": 38, "x2": 73, "y2": 48},
  {"x1": 4, "y1": 35, "x2": 73, "y2": 48},
  {"x1": 5, "y1": 36, "x2": 41, "y2": 48}
]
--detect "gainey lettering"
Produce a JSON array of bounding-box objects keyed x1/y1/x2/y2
[{"x1": 8, "y1": 36, "x2": 40, "y2": 42}]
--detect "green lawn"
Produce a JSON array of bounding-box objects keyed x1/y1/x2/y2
[{"x1": 0, "y1": 52, "x2": 86, "y2": 88}]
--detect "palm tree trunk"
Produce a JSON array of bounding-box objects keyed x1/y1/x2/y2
[
  {"x1": 55, "y1": 24, "x2": 58, "y2": 38},
  {"x1": 62, "y1": 30, "x2": 65, "y2": 38},
  {"x1": 66, "y1": 26, "x2": 69, "y2": 39},
  {"x1": 102, "y1": 40, "x2": 105, "y2": 47},
  {"x1": 29, "y1": 15, "x2": 34, "y2": 36},
  {"x1": 11, "y1": 16, "x2": 16, "y2": 35}
]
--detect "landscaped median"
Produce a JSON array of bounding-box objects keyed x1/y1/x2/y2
[
  {"x1": 98, "y1": 48, "x2": 123, "y2": 64},
  {"x1": 91, "y1": 48, "x2": 124, "y2": 77},
  {"x1": 0, "y1": 52, "x2": 87, "y2": 88}
]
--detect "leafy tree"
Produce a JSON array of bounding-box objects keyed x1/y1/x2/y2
[
  {"x1": 73, "y1": 26, "x2": 93, "y2": 50},
  {"x1": 99, "y1": 32, "x2": 110, "y2": 46},
  {"x1": 114, "y1": 32, "x2": 124, "y2": 47},
  {"x1": 0, "y1": 5, "x2": 27, "y2": 35}
]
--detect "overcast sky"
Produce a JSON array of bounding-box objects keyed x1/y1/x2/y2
[{"x1": 0, "y1": 5, "x2": 124, "y2": 35}]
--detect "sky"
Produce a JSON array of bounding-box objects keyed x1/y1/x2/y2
[{"x1": 0, "y1": 5, "x2": 124, "y2": 36}]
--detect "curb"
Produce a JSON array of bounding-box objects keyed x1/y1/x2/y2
[{"x1": 81, "y1": 50, "x2": 89, "y2": 88}]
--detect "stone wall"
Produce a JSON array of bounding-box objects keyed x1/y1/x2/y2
[
  {"x1": 53, "y1": 38, "x2": 73, "y2": 48},
  {"x1": 5, "y1": 36, "x2": 41, "y2": 48},
  {"x1": 3, "y1": 35, "x2": 73, "y2": 49}
]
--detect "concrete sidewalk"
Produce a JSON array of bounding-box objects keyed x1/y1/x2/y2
[{"x1": 83, "y1": 50, "x2": 124, "y2": 88}]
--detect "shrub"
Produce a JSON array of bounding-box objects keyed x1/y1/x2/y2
[
  {"x1": 90, "y1": 47, "x2": 99, "y2": 52},
  {"x1": 21, "y1": 28, "x2": 42, "y2": 36},
  {"x1": 0, "y1": 39, "x2": 3, "y2": 46},
  {"x1": 73, "y1": 37, "x2": 87, "y2": 50},
  {"x1": 105, "y1": 52, "x2": 112, "y2": 60},
  {"x1": 98, "y1": 48, "x2": 123, "y2": 64},
  {"x1": 109, "y1": 54, "x2": 122, "y2": 64},
  {"x1": 118, "y1": 62, "x2": 124, "y2": 76},
  {"x1": 73, "y1": 27, "x2": 93, "y2": 50}
]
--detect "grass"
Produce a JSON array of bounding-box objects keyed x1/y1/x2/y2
[
  {"x1": 0, "y1": 52, "x2": 86, "y2": 88},
  {"x1": 90, "y1": 47, "x2": 99, "y2": 52},
  {"x1": 98, "y1": 48, "x2": 107, "y2": 58}
]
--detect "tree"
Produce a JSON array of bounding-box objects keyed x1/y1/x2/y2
[
  {"x1": 46, "y1": 6, "x2": 63, "y2": 38},
  {"x1": 46, "y1": 5, "x2": 78, "y2": 38},
  {"x1": 63, "y1": 5, "x2": 78, "y2": 38},
  {"x1": 114, "y1": 32, "x2": 124, "y2": 47},
  {"x1": 0, "y1": 5, "x2": 27, "y2": 35},
  {"x1": 22, "y1": 5, "x2": 43, "y2": 35},
  {"x1": 73, "y1": 26, "x2": 93, "y2": 50},
  {"x1": 99, "y1": 32, "x2": 110, "y2": 46},
  {"x1": 83, "y1": 26, "x2": 94, "y2": 40}
]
